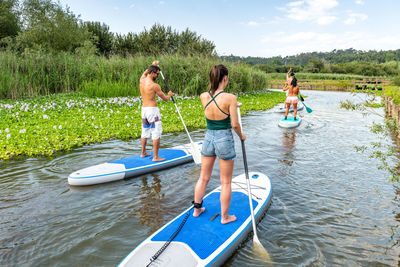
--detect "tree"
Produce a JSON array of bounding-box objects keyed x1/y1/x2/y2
[
  {"x1": 112, "y1": 24, "x2": 216, "y2": 57},
  {"x1": 304, "y1": 58, "x2": 324, "y2": 73},
  {"x1": 15, "y1": 0, "x2": 93, "y2": 52},
  {"x1": 0, "y1": 0, "x2": 21, "y2": 40},
  {"x1": 84, "y1": 21, "x2": 114, "y2": 56}
]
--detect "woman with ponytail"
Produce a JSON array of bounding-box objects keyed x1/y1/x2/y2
[
  {"x1": 283, "y1": 72, "x2": 300, "y2": 120},
  {"x1": 192, "y1": 64, "x2": 246, "y2": 224}
]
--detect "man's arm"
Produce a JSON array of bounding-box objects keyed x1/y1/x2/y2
[
  {"x1": 286, "y1": 67, "x2": 292, "y2": 81},
  {"x1": 140, "y1": 61, "x2": 159, "y2": 81},
  {"x1": 140, "y1": 69, "x2": 149, "y2": 81},
  {"x1": 154, "y1": 84, "x2": 172, "y2": 101}
]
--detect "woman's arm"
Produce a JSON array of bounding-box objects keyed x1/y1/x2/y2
[{"x1": 229, "y1": 96, "x2": 246, "y2": 141}]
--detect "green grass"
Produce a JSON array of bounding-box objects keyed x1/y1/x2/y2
[{"x1": 0, "y1": 90, "x2": 285, "y2": 160}]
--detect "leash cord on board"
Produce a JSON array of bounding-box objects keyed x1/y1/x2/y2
[{"x1": 146, "y1": 208, "x2": 192, "y2": 267}]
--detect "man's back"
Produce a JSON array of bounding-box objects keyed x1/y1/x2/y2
[{"x1": 140, "y1": 77, "x2": 159, "y2": 107}]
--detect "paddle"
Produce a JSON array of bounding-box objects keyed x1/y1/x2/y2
[
  {"x1": 237, "y1": 107, "x2": 272, "y2": 263},
  {"x1": 298, "y1": 95, "x2": 312, "y2": 113},
  {"x1": 159, "y1": 69, "x2": 202, "y2": 165}
]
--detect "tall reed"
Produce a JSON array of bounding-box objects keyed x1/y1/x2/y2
[{"x1": 0, "y1": 51, "x2": 268, "y2": 99}]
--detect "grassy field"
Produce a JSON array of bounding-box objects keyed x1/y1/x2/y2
[{"x1": 0, "y1": 90, "x2": 285, "y2": 160}]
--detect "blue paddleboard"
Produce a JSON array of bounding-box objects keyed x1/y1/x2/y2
[
  {"x1": 119, "y1": 172, "x2": 272, "y2": 266},
  {"x1": 278, "y1": 117, "x2": 302, "y2": 128},
  {"x1": 68, "y1": 142, "x2": 202, "y2": 186}
]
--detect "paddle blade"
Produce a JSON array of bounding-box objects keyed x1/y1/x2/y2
[
  {"x1": 306, "y1": 106, "x2": 313, "y2": 113},
  {"x1": 190, "y1": 142, "x2": 202, "y2": 165},
  {"x1": 253, "y1": 236, "x2": 273, "y2": 264}
]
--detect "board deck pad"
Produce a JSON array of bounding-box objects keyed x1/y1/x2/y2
[
  {"x1": 151, "y1": 191, "x2": 258, "y2": 260},
  {"x1": 280, "y1": 117, "x2": 300, "y2": 122},
  {"x1": 110, "y1": 149, "x2": 187, "y2": 169}
]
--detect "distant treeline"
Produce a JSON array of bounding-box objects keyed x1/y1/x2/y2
[
  {"x1": 222, "y1": 49, "x2": 400, "y2": 77},
  {"x1": 222, "y1": 48, "x2": 400, "y2": 65},
  {"x1": 0, "y1": 0, "x2": 215, "y2": 56}
]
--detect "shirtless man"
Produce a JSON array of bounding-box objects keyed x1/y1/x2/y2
[
  {"x1": 140, "y1": 60, "x2": 173, "y2": 161},
  {"x1": 283, "y1": 74, "x2": 300, "y2": 121}
]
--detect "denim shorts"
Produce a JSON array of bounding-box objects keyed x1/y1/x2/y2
[{"x1": 201, "y1": 129, "x2": 236, "y2": 160}]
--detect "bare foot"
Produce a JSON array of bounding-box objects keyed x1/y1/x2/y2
[
  {"x1": 141, "y1": 153, "x2": 151, "y2": 158},
  {"x1": 193, "y1": 207, "x2": 205, "y2": 217},
  {"x1": 221, "y1": 215, "x2": 237, "y2": 224},
  {"x1": 152, "y1": 157, "x2": 166, "y2": 162}
]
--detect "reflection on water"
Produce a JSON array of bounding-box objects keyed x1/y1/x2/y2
[
  {"x1": 1, "y1": 90, "x2": 400, "y2": 266},
  {"x1": 133, "y1": 174, "x2": 166, "y2": 234},
  {"x1": 279, "y1": 131, "x2": 297, "y2": 167}
]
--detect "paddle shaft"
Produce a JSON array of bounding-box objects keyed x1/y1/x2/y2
[
  {"x1": 160, "y1": 71, "x2": 194, "y2": 144},
  {"x1": 297, "y1": 95, "x2": 312, "y2": 113},
  {"x1": 237, "y1": 108, "x2": 260, "y2": 240},
  {"x1": 241, "y1": 140, "x2": 259, "y2": 239}
]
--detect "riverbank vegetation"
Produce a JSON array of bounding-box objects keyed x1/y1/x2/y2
[
  {"x1": 340, "y1": 88, "x2": 400, "y2": 182},
  {"x1": 0, "y1": 51, "x2": 267, "y2": 99},
  {"x1": 0, "y1": 91, "x2": 285, "y2": 160},
  {"x1": 383, "y1": 86, "x2": 400, "y2": 105}
]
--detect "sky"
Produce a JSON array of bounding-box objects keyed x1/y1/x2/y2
[{"x1": 57, "y1": 0, "x2": 399, "y2": 58}]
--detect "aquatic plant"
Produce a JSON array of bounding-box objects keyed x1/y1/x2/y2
[{"x1": 0, "y1": 91, "x2": 285, "y2": 160}]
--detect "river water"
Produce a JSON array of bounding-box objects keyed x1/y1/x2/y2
[{"x1": 1, "y1": 90, "x2": 399, "y2": 266}]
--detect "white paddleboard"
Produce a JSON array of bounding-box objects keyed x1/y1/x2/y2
[
  {"x1": 119, "y1": 171, "x2": 272, "y2": 267},
  {"x1": 278, "y1": 117, "x2": 302, "y2": 128},
  {"x1": 68, "y1": 142, "x2": 202, "y2": 186}
]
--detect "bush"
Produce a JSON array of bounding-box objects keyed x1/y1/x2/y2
[{"x1": 392, "y1": 75, "x2": 400, "y2": 86}]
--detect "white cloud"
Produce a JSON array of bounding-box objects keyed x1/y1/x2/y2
[
  {"x1": 113, "y1": 6, "x2": 119, "y2": 11},
  {"x1": 287, "y1": 1, "x2": 304, "y2": 7},
  {"x1": 284, "y1": 0, "x2": 339, "y2": 25},
  {"x1": 159, "y1": 1, "x2": 165, "y2": 4},
  {"x1": 355, "y1": 0, "x2": 364, "y2": 5},
  {"x1": 130, "y1": 4, "x2": 135, "y2": 8},
  {"x1": 242, "y1": 16, "x2": 282, "y2": 26},
  {"x1": 247, "y1": 21, "x2": 260, "y2": 26},
  {"x1": 344, "y1": 13, "x2": 368, "y2": 25},
  {"x1": 317, "y1": 16, "x2": 337, "y2": 25}
]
